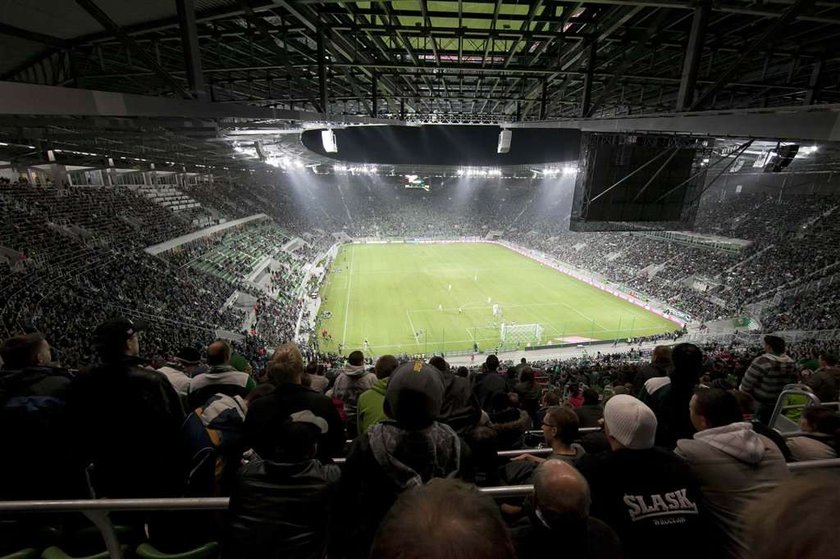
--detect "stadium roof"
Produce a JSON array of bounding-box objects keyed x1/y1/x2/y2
[{"x1": 1, "y1": 0, "x2": 840, "y2": 173}]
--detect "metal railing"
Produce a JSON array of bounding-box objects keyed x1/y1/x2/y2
[
  {"x1": 769, "y1": 384, "x2": 821, "y2": 434},
  {"x1": 1, "y1": 459, "x2": 838, "y2": 559}
]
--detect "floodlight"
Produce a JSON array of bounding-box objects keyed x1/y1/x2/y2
[
  {"x1": 321, "y1": 129, "x2": 338, "y2": 153},
  {"x1": 497, "y1": 128, "x2": 512, "y2": 154}
]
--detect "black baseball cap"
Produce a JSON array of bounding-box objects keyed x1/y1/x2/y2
[{"x1": 93, "y1": 317, "x2": 146, "y2": 347}]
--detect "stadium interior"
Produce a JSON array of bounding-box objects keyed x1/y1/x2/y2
[{"x1": 1, "y1": 1, "x2": 839, "y2": 558}]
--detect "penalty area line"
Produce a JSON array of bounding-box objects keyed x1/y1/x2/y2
[
  {"x1": 341, "y1": 247, "x2": 353, "y2": 347},
  {"x1": 406, "y1": 310, "x2": 420, "y2": 344}
]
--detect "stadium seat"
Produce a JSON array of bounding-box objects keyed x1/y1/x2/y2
[
  {"x1": 40, "y1": 547, "x2": 126, "y2": 559},
  {"x1": 0, "y1": 549, "x2": 38, "y2": 559},
  {"x1": 135, "y1": 542, "x2": 219, "y2": 559}
]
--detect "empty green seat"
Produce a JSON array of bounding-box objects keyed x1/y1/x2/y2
[
  {"x1": 1, "y1": 549, "x2": 38, "y2": 559},
  {"x1": 135, "y1": 542, "x2": 219, "y2": 559},
  {"x1": 41, "y1": 547, "x2": 125, "y2": 559}
]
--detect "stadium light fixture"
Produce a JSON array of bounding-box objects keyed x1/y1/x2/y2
[
  {"x1": 497, "y1": 129, "x2": 512, "y2": 154},
  {"x1": 321, "y1": 129, "x2": 338, "y2": 153},
  {"x1": 456, "y1": 167, "x2": 503, "y2": 178}
]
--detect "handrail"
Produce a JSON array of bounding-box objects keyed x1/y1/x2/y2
[
  {"x1": 0, "y1": 497, "x2": 230, "y2": 513},
  {"x1": 0, "y1": 486, "x2": 537, "y2": 514},
  {"x1": 2, "y1": 460, "x2": 837, "y2": 514},
  {"x1": 0, "y1": 458, "x2": 837, "y2": 559},
  {"x1": 787, "y1": 458, "x2": 840, "y2": 472},
  {"x1": 526, "y1": 427, "x2": 601, "y2": 436},
  {"x1": 499, "y1": 448, "x2": 553, "y2": 457},
  {"x1": 769, "y1": 384, "x2": 821, "y2": 434}
]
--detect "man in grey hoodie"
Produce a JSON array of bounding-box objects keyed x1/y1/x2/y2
[
  {"x1": 738, "y1": 335, "x2": 796, "y2": 424},
  {"x1": 337, "y1": 360, "x2": 463, "y2": 559},
  {"x1": 329, "y1": 350, "x2": 376, "y2": 437},
  {"x1": 676, "y1": 388, "x2": 789, "y2": 559}
]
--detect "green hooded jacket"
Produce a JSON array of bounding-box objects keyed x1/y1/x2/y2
[{"x1": 357, "y1": 377, "x2": 390, "y2": 435}]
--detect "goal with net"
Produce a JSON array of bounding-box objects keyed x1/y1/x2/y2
[{"x1": 500, "y1": 322, "x2": 544, "y2": 347}]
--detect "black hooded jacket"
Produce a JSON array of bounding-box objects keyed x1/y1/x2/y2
[
  {"x1": 66, "y1": 355, "x2": 186, "y2": 498},
  {"x1": 225, "y1": 459, "x2": 341, "y2": 559},
  {"x1": 0, "y1": 366, "x2": 81, "y2": 499}
]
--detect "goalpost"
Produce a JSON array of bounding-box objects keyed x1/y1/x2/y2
[{"x1": 500, "y1": 323, "x2": 544, "y2": 347}]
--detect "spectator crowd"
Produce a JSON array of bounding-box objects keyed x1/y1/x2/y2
[{"x1": 1, "y1": 320, "x2": 838, "y2": 558}]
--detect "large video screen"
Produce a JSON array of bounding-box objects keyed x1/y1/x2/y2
[{"x1": 569, "y1": 133, "x2": 712, "y2": 232}]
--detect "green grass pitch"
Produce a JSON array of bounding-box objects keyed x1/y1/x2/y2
[{"x1": 315, "y1": 243, "x2": 679, "y2": 356}]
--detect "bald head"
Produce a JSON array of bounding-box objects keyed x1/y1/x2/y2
[
  {"x1": 533, "y1": 460, "x2": 590, "y2": 522},
  {"x1": 371, "y1": 479, "x2": 515, "y2": 559},
  {"x1": 207, "y1": 340, "x2": 231, "y2": 366}
]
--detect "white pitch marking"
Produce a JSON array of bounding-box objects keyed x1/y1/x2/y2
[{"x1": 341, "y1": 247, "x2": 353, "y2": 347}]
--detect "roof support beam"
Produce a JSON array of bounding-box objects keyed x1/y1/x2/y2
[
  {"x1": 176, "y1": 0, "x2": 206, "y2": 99},
  {"x1": 514, "y1": 104, "x2": 840, "y2": 141},
  {"x1": 805, "y1": 58, "x2": 824, "y2": 105},
  {"x1": 581, "y1": 41, "x2": 597, "y2": 117},
  {"x1": 418, "y1": 0, "x2": 441, "y2": 65},
  {"x1": 0, "y1": 23, "x2": 68, "y2": 48},
  {"x1": 482, "y1": 0, "x2": 502, "y2": 68},
  {"x1": 73, "y1": 0, "x2": 192, "y2": 99},
  {"x1": 676, "y1": 1, "x2": 710, "y2": 111},
  {"x1": 690, "y1": 0, "x2": 816, "y2": 110},
  {"x1": 515, "y1": 5, "x2": 644, "y2": 117},
  {"x1": 317, "y1": 24, "x2": 329, "y2": 114},
  {"x1": 539, "y1": 79, "x2": 548, "y2": 120},
  {"x1": 371, "y1": 73, "x2": 378, "y2": 117},
  {"x1": 0, "y1": 81, "x2": 397, "y2": 125}
]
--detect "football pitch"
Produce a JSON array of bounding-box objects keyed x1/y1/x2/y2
[{"x1": 315, "y1": 243, "x2": 678, "y2": 356}]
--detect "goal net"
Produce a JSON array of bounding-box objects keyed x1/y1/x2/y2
[{"x1": 500, "y1": 323, "x2": 544, "y2": 347}]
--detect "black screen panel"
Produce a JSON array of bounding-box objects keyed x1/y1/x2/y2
[{"x1": 570, "y1": 133, "x2": 711, "y2": 232}]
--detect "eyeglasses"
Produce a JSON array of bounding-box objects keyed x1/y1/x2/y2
[{"x1": 542, "y1": 422, "x2": 555, "y2": 428}]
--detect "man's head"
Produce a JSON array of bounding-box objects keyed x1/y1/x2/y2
[
  {"x1": 456, "y1": 366, "x2": 469, "y2": 378},
  {"x1": 384, "y1": 360, "x2": 445, "y2": 430},
  {"x1": 0, "y1": 333, "x2": 52, "y2": 369},
  {"x1": 651, "y1": 345, "x2": 673, "y2": 367},
  {"x1": 542, "y1": 405, "x2": 580, "y2": 447},
  {"x1": 819, "y1": 352, "x2": 838, "y2": 368},
  {"x1": 745, "y1": 476, "x2": 840, "y2": 559},
  {"x1": 428, "y1": 355, "x2": 449, "y2": 373},
  {"x1": 520, "y1": 357, "x2": 527, "y2": 364},
  {"x1": 533, "y1": 460, "x2": 590, "y2": 527},
  {"x1": 731, "y1": 389, "x2": 755, "y2": 419},
  {"x1": 175, "y1": 347, "x2": 202, "y2": 372},
  {"x1": 268, "y1": 342, "x2": 305, "y2": 386},
  {"x1": 371, "y1": 479, "x2": 515, "y2": 559},
  {"x1": 93, "y1": 318, "x2": 144, "y2": 361},
  {"x1": 485, "y1": 354, "x2": 499, "y2": 372},
  {"x1": 375, "y1": 354, "x2": 400, "y2": 380},
  {"x1": 671, "y1": 343, "x2": 703, "y2": 386},
  {"x1": 543, "y1": 390, "x2": 561, "y2": 407},
  {"x1": 689, "y1": 388, "x2": 743, "y2": 432},
  {"x1": 800, "y1": 406, "x2": 840, "y2": 435},
  {"x1": 582, "y1": 388, "x2": 599, "y2": 406},
  {"x1": 267, "y1": 410, "x2": 328, "y2": 462},
  {"x1": 206, "y1": 340, "x2": 232, "y2": 366},
  {"x1": 764, "y1": 335, "x2": 786, "y2": 355},
  {"x1": 348, "y1": 350, "x2": 365, "y2": 366},
  {"x1": 602, "y1": 395, "x2": 657, "y2": 450}
]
